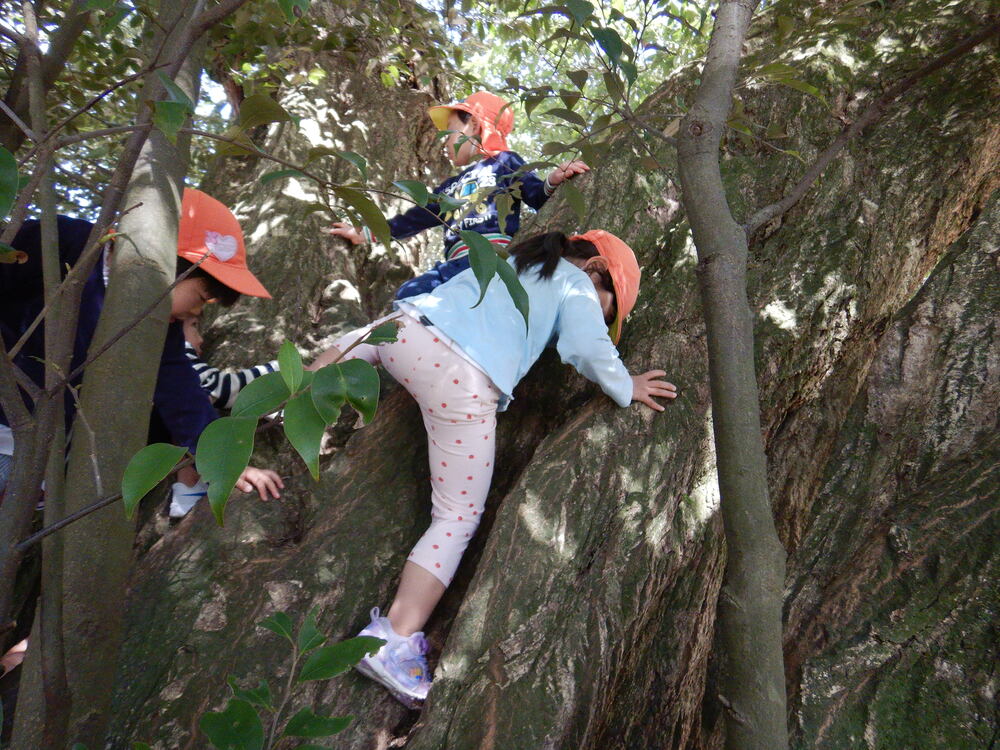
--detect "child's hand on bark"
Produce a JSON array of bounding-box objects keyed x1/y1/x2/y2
[
  {"x1": 547, "y1": 160, "x2": 590, "y2": 187},
  {"x1": 631, "y1": 370, "x2": 677, "y2": 412},
  {"x1": 326, "y1": 222, "x2": 365, "y2": 245}
]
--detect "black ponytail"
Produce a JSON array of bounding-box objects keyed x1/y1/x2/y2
[{"x1": 509, "y1": 231, "x2": 601, "y2": 279}]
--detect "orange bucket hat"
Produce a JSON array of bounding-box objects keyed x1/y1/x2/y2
[
  {"x1": 570, "y1": 230, "x2": 640, "y2": 343},
  {"x1": 428, "y1": 91, "x2": 514, "y2": 158},
  {"x1": 177, "y1": 188, "x2": 271, "y2": 299}
]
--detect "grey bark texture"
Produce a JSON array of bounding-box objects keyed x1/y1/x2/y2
[
  {"x1": 10, "y1": 1, "x2": 206, "y2": 745},
  {"x1": 674, "y1": 2, "x2": 788, "y2": 747},
  {"x1": 91, "y1": 7, "x2": 999, "y2": 750}
]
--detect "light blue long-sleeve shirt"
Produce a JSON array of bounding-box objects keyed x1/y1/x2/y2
[{"x1": 397, "y1": 257, "x2": 633, "y2": 411}]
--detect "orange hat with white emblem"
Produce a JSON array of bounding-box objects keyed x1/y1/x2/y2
[
  {"x1": 428, "y1": 91, "x2": 514, "y2": 158},
  {"x1": 176, "y1": 188, "x2": 271, "y2": 299},
  {"x1": 569, "y1": 230, "x2": 640, "y2": 344}
]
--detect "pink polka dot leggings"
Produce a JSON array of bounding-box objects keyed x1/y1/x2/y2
[{"x1": 332, "y1": 313, "x2": 500, "y2": 586}]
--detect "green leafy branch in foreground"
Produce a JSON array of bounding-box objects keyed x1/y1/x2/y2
[
  {"x1": 66, "y1": 610, "x2": 384, "y2": 750},
  {"x1": 200, "y1": 610, "x2": 384, "y2": 750},
  {"x1": 121, "y1": 322, "x2": 400, "y2": 525}
]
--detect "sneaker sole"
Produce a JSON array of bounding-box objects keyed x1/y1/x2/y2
[{"x1": 355, "y1": 658, "x2": 426, "y2": 709}]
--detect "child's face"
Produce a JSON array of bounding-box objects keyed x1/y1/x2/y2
[
  {"x1": 582, "y1": 258, "x2": 616, "y2": 325},
  {"x1": 182, "y1": 316, "x2": 204, "y2": 355},
  {"x1": 170, "y1": 277, "x2": 216, "y2": 323},
  {"x1": 444, "y1": 111, "x2": 480, "y2": 167}
]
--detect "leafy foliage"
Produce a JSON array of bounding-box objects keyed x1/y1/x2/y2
[{"x1": 200, "y1": 611, "x2": 383, "y2": 750}]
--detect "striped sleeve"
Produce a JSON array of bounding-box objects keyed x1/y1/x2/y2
[{"x1": 184, "y1": 342, "x2": 278, "y2": 410}]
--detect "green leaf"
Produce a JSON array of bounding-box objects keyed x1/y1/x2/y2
[
  {"x1": 155, "y1": 71, "x2": 194, "y2": 109},
  {"x1": 0, "y1": 146, "x2": 20, "y2": 219},
  {"x1": 237, "y1": 93, "x2": 294, "y2": 130},
  {"x1": 297, "y1": 609, "x2": 326, "y2": 653},
  {"x1": 333, "y1": 151, "x2": 367, "y2": 180},
  {"x1": 332, "y1": 187, "x2": 390, "y2": 250},
  {"x1": 363, "y1": 321, "x2": 399, "y2": 345},
  {"x1": 392, "y1": 180, "x2": 430, "y2": 207},
  {"x1": 592, "y1": 27, "x2": 623, "y2": 63},
  {"x1": 523, "y1": 94, "x2": 546, "y2": 117},
  {"x1": 567, "y1": 69, "x2": 589, "y2": 90},
  {"x1": 195, "y1": 416, "x2": 257, "y2": 525},
  {"x1": 227, "y1": 677, "x2": 275, "y2": 712},
  {"x1": 435, "y1": 193, "x2": 466, "y2": 215},
  {"x1": 214, "y1": 125, "x2": 258, "y2": 157},
  {"x1": 310, "y1": 359, "x2": 380, "y2": 425},
  {"x1": 297, "y1": 636, "x2": 385, "y2": 681},
  {"x1": 260, "y1": 169, "x2": 307, "y2": 185},
  {"x1": 772, "y1": 75, "x2": 827, "y2": 105},
  {"x1": 543, "y1": 108, "x2": 586, "y2": 128},
  {"x1": 278, "y1": 341, "x2": 304, "y2": 393},
  {"x1": 341, "y1": 359, "x2": 380, "y2": 424},
  {"x1": 132, "y1": 743, "x2": 152, "y2": 750},
  {"x1": 283, "y1": 707, "x2": 351, "y2": 738},
  {"x1": 122, "y1": 443, "x2": 187, "y2": 519},
  {"x1": 153, "y1": 100, "x2": 189, "y2": 145},
  {"x1": 540, "y1": 141, "x2": 569, "y2": 157},
  {"x1": 603, "y1": 71, "x2": 624, "y2": 103},
  {"x1": 277, "y1": 0, "x2": 310, "y2": 23},
  {"x1": 495, "y1": 192, "x2": 514, "y2": 236},
  {"x1": 231, "y1": 372, "x2": 289, "y2": 418},
  {"x1": 560, "y1": 181, "x2": 587, "y2": 223},
  {"x1": 618, "y1": 60, "x2": 638, "y2": 85},
  {"x1": 283, "y1": 392, "x2": 325, "y2": 479},
  {"x1": 463, "y1": 230, "x2": 499, "y2": 308},
  {"x1": 564, "y1": 0, "x2": 593, "y2": 25},
  {"x1": 260, "y1": 612, "x2": 295, "y2": 643},
  {"x1": 310, "y1": 366, "x2": 346, "y2": 424},
  {"x1": 199, "y1": 699, "x2": 264, "y2": 750},
  {"x1": 495, "y1": 258, "x2": 529, "y2": 330}
]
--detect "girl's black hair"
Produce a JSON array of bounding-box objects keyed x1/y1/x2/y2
[
  {"x1": 509, "y1": 231, "x2": 617, "y2": 323},
  {"x1": 509, "y1": 231, "x2": 599, "y2": 279},
  {"x1": 176, "y1": 258, "x2": 240, "y2": 307}
]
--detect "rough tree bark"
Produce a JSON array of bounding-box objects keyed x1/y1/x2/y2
[{"x1": 86, "y1": 4, "x2": 999, "y2": 749}]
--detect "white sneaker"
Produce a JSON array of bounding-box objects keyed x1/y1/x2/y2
[
  {"x1": 354, "y1": 607, "x2": 432, "y2": 709},
  {"x1": 169, "y1": 480, "x2": 208, "y2": 518}
]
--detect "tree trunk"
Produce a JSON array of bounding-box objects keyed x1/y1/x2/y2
[
  {"x1": 10, "y1": 1, "x2": 205, "y2": 745},
  {"x1": 101, "y1": 7, "x2": 999, "y2": 750}
]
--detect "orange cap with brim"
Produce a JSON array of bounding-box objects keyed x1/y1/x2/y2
[
  {"x1": 428, "y1": 91, "x2": 514, "y2": 158},
  {"x1": 570, "y1": 230, "x2": 640, "y2": 344},
  {"x1": 177, "y1": 188, "x2": 271, "y2": 299}
]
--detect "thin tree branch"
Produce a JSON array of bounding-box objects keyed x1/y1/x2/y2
[
  {"x1": 745, "y1": 19, "x2": 1000, "y2": 236},
  {"x1": 55, "y1": 124, "x2": 141, "y2": 147},
  {"x1": 0, "y1": 98, "x2": 37, "y2": 141},
  {"x1": 66, "y1": 385, "x2": 103, "y2": 497}
]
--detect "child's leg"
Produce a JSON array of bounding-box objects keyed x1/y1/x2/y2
[{"x1": 374, "y1": 318, "x2": 500, "y2": 635}]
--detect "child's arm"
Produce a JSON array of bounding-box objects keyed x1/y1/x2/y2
[
  {"x1": 184, "y1": 342, "x2": 278, "y2": 410},
  {"x1": 326, "y1": 175, "x2": 459, "y2": 245},
  {"x1": 496, "y1": 152, "x2": 590, "y2": 212},
  {"x1": 555, "y1": 279, "x2": 675, "y2": 411}
]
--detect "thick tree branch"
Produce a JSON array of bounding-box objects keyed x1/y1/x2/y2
[{"x1": 746, "y1": 19, "x2": 1000, "y2": 236}]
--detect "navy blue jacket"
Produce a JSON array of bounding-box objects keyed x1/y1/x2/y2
[
  {"x1": 0, "y1": 217, "x2": 216, "y2": 454},
  {"x1": 387, "y1": 151, "x2": 552, "y2": 299}
]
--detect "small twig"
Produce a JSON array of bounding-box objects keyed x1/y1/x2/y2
[
  {"x1": 0, "y1": 98, "x2": 37, "y2": 141},
  {"x1": 0, "y1": 22, "x2": 28, "y2": 48},
  {"x1": 56, "y1": 124, "x2": 141, "y2": 147},
  {"x1": 65, "y1": 385, "x2": 103, "y2": 497}
]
